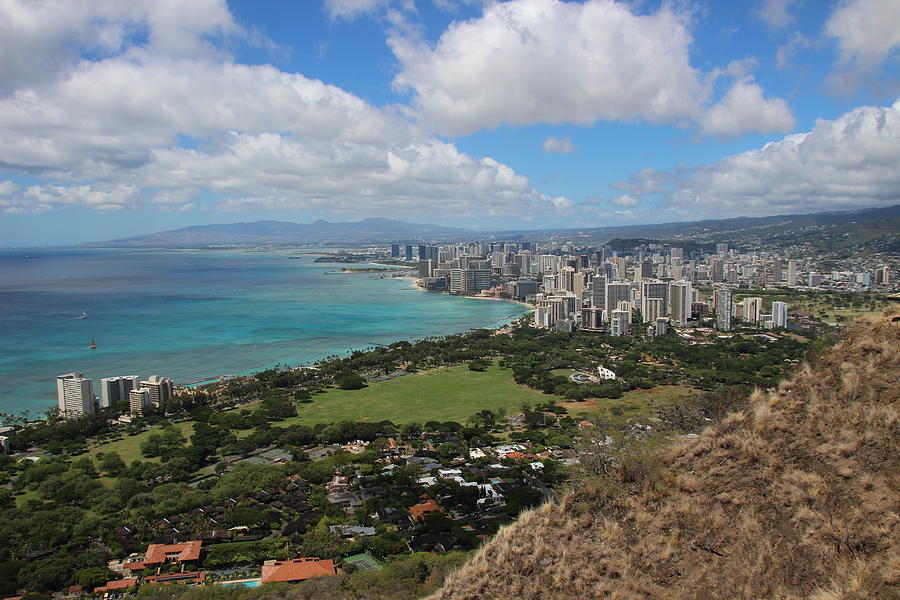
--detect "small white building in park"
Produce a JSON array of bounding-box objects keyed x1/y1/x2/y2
[{"x1": 597, "y1": 366, "x2": 617, "y2": 380}]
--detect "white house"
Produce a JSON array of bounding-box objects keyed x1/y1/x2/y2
[{"x1": 597, "y1": 365, "x2": 616, "y2": 380}]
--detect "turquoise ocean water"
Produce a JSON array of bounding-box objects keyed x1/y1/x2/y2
[{"x1": 0, "y1": 249, "x2": 529, "y2": 416}]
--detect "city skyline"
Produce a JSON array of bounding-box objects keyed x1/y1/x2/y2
[{"x1": 0, "y1": 0, "x2": 898, "y2": 246}]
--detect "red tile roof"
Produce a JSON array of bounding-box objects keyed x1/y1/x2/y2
[
  {"x1": 143, "y1": 541, "x2": 202, "y2": 565},
  {"x1": 409, "y1": 498, "x2": 442, "y2": 522},
  {"x1": 122, "y1": 561, "x2": 145, "y2": 572},
  {"x1": 505, "y1": 451, "x2": 524, "y2": 460},
  {"x1": 93, "y1": 578, "x2": 138, "y2": 594},
  {"x1": 261, "y1": 559, "x2": 336, "y2": 584},
  {"x1": 143, "y1": 572, "x2": 206, "y2": 586}
]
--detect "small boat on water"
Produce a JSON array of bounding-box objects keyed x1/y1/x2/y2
[
  {"x1": 76, "y1": 312, "x2": 88, "y2": 319},
  {"x1": 89, "y1": 339, "x2": 97, "y2": 349}
]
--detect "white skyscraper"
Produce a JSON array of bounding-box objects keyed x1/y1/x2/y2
[
  {"x1": 772, "y1": 301, "x2": 788, "y2": 328},
  {"x1": 715, "y1": 288, "x2": 733, "y2": 331},
  {"x1": 139, "y1": 375, "x2": 174, "y2": 411},
  {"x1": 642, "y1": 297, "x2": 663, "y2": 323},
  {"x1": 742, "y1": 297, "x2": 764, "y2": 324},
  {"x1": 129, "y1": 388, "x2": 152, "y2": 416},
  {"x1": 609, "y1": 310, "x2": 631, "y2": 336},
  {"x1": 670, "y1": 281, "x2": 693, "y2": 326},
  {"x1": 787, "y1": 260, "x2": 797, "y2": 286},
  {"x1": 57, "y1": 372, "x2": 95, "y2": 418},
  {"x1": 557, "y1": 267, "x2": 576, "y2": 293}
]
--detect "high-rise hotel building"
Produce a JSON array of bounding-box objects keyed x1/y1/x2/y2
[
  {"x1": 139, "y1": 375, "x2": 174, "y2": 411},
  {"x1": 100, "y1": 375, "x2": 140, "y2": 408},
  {"x1": 57, "y1": 372, "x2": 95, "y2": 418}
]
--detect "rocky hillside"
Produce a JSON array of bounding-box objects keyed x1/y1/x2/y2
[{"x1": 429, "y1": 311, "x2": 899, "y2": 599}]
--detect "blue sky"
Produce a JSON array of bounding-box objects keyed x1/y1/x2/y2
[{"x1": 0, "y1": 0, "x2": 898, "y2": 246}]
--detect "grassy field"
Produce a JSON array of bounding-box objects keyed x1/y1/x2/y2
[
  {"x1": 695, "y1": 287, "x2": 894, "y2": 326},
  {"x1": 82, "y1": 366, "x2": 691, "y2": 462},
  {"x1": 560, "y1": 385, "x2": 697, "y2": 422},
  {"x1": 85, "y1": 420, "x2": 195, "y2": 465},
  {"x1": 787, "y1": 296, "x2": 893, "y2": 324},
  {"x1": 550, "y1": 368, "x2": 576, "y2": 378},
  {"x1": 278, "y1": 364, "x2": 558, "y2": 426}
]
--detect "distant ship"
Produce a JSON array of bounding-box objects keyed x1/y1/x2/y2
[
  {"x1": 89, "y1": 339, "x2": 97, "y2": 349},
  {"x1": 76, "y1": 312, "x2": 88, "y2": 319}
]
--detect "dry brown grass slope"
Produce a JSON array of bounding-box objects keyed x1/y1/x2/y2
[{"x1": 429, "y1": 310, "x2": 900, "y2": 600}]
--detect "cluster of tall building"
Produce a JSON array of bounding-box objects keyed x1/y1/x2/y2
[
  {"x1": 533, "y1": 275, "x2": 695, "y2": 335},
  {"x1": 385, "y1": 239, "x2": 847, "y2": 335},
  {"x1": 55, "y1": 372, "x2": 173, "y2": 419}
]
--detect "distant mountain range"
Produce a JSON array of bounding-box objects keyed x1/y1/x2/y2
[
  {"x1": 83, "y1": 218, "x2": 474, "y2": 247},
  {"x1": 82, "y1": 204, "x2": 900, "y2": 248},
  {"x1": 494, "y1": 203, "x2": 900, "y2": 245}
]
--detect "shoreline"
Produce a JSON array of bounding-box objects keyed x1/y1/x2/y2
[
  {"x1": 0, "y1": 251, "x2": 529, "y2": 416},
  {"x1": 397, "y1": 275, "x2": 534, "y2": 311}
]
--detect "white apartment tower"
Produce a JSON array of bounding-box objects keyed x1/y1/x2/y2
[
  {"x1": 129, "y1": 388, "x2": 153, "y2": 416},
  {"x1": 609, "y1": 310, "x2": 631, "y2": 336},
  {"x1": 787, "y1": 260, "x2": 798, "y2": 286},
  {"x1": 714, "y1": 288, "x2": 733, "y2": 331},
  {"x1": 57, "y1": 372, "x2": 95, "y2": 418},
  {"x1": 642, "y1": 297, "x2": 663, "y2": 323},
  {"x1": 742, "y1": 297, "x2": 764, "y2": 324},
  {"x1": 772, "y1": 301, "x2": 788, "y2": 329},
  {"x1": 670, "y1": 281, "x2": 693, "y2": 327},
  {"x1": 139, "y1": 375, "x2": 173, "y2": 411}
]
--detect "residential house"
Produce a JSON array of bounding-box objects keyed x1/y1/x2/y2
[
  {"x1": 260, "y1": 558, "x2": 336, "y2": 584},
  {"x1": 93, "y1": 578, "x2": 138, "y2": 597},
  {"x1": 409, "y1": 497, "x2": 442, "y2": 522}
]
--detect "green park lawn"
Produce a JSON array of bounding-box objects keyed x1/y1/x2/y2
[
  {"x1": 82, "y1": 365, "x2": 556, "y2": 465},
  {"x1": 85, "y1": 420, "x2": 195, "y2": 465},
  {"x1": 550, "y1": 368, "x2": 576, "y2": 378},
  {"x1": 279, "y1": 363, "x2": 556, "y2": 426}
]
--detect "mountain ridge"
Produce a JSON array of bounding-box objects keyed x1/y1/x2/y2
[
  {"x1": 77, "y1": 204, "x2": 900, "y2": 248},
  {"x1": 80, "y1": 217, "x2": 474, "y2": 247}
]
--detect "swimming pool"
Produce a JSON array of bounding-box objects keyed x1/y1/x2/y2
[{"x1": 217, "y1": 579, "x2": 261, "y2": 587}]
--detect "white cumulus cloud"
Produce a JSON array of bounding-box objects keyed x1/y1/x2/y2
[
  {"x1": 615, "y1": 101, "x2": 900, "y2": 218},
  {"x1": 541, "y1": 136, "x2": 576, "y2": 154},
  {"x1": 700, "y1": 78, "x2": 796, "y2": 138},
  {"x1": 609, "y1": 194, "x2": 641, "y2": 208},
  {"x1": 0, "y1": 0, "x2": 239, "y2": 94},
  {"x1": 756, "y1": 0, "x2": 797, "y2": 29},
  {"x1": 825, "y1": 0, "x2": 900, "y2": 92},
  {"x1": 324, "y1": 0, "x2": 392, "y2": 20},
  {"x1": 390, "y1": 0, "x2": 706, "y2": 136},
  {"x1": 826, "y1": 0, "x2": 900, "y2": 69},
  {"x1": 0, "y1": 0, "x2": 569, "y2": 222},
  {"x1": 0, "y1": 183, "x2": 141, "y2": 214}
]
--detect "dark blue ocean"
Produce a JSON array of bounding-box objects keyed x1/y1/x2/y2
[{"x1": 0, "y1": 249, "x2": 528, "y2": 416}]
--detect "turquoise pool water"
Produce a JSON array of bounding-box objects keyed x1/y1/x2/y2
[{"x1": 218, "y1": 579, "x2": 261, "y2": 587}]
